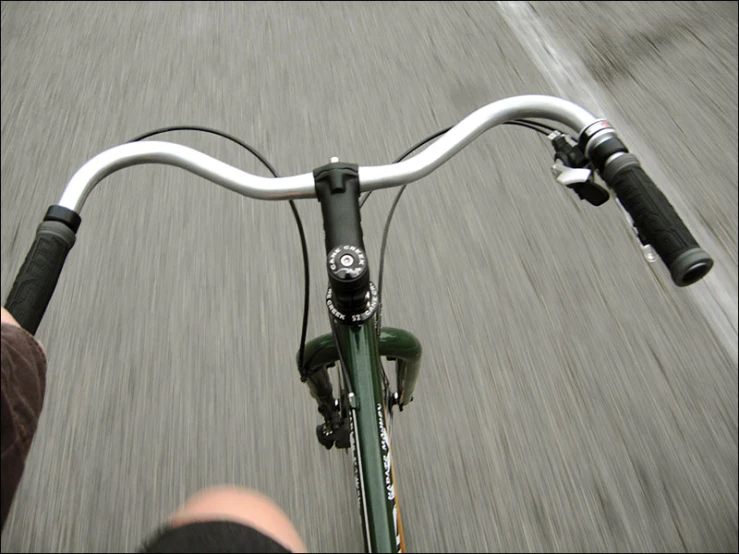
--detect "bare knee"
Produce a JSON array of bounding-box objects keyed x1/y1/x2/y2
[{"x1": 169, "y1": 486, "x2": 307, "y2": 553}]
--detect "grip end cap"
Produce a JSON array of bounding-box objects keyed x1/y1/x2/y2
[{"x1": 670, "y1": 248, "x2": 713, "y2": 287}]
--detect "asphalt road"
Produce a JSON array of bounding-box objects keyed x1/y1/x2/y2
[{"x1": 1, "y1": 2, "x2": 737, "y2": 552}]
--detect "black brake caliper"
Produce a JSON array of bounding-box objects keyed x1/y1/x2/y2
[{"x1": 315, "y1": 395, "x2": 351, "y2": 450}]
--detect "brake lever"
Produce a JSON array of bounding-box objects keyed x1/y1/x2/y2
[
  {"x1": 547, "y1": 131, "x2": 610, "y2": 207},
  {"x1": 551, "y1": 160, "x2": 611, "y2": 206}
]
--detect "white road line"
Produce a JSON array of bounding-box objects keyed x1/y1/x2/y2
[{"x1": 497, "y1": 1, "x2": 738, "y2": 365}]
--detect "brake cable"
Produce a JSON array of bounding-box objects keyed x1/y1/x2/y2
[
  {"x1": 127, "y1": 119, "x2": 568, "y2": 373},
  {"x1": 370, "y1": 118, "x2": 564, "y2": 334},
  {"x1": 127, "y1": 126, "x2": 311, "y2": 371}
]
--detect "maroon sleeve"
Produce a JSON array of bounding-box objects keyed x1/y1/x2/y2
[{"x1": 1, "y1": 323, "x2": 47, "y2": 529}]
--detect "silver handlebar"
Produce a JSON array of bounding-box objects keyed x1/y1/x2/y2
[
  {"x1": 359, "y1": 95, "x2": 597, "y2": 189},
  {"x1": 58, "y1": 95, "x2": 600, "y2": 213},
  {"x1": 58, "y1": 141, "x2": 316, "y2": 211}
]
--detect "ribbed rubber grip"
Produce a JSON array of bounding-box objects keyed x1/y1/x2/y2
[
  {"x1": 603, "y1": 154, "x2": 713, "y2": 286},
  {"x1": 4, "y1": 220, "x2": 77, "y2": 334}
]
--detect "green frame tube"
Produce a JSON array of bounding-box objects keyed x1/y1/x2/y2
[{"x1": 301, "y1": 320, "x2": 419, "y2": 552}]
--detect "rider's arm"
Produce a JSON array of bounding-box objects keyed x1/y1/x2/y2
[{"x1": 1, "y1": 307, "x2": 47, "y2": 529}]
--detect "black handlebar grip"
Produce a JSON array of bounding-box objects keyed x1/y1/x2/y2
[
  {"x1": 4, "y1": 220, "x2": 77, "y2": 334},
  {"x1": 603, "y1": 153, "x2": 713, "y2": 287}
]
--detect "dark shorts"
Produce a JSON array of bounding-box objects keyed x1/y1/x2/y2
[{"x1": 139, "y1": 521, "x2": 292, "y2": 553}]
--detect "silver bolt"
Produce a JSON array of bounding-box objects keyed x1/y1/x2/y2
[
  {"x1": 340, "y1": 254, "x2": 354, "y2": 267},
  {"x1": 330, "y1": 156, "x2": 339, "y2": 163},
  {"x1": 641, "y1": 244, "x2": 658, "y2": 263}
]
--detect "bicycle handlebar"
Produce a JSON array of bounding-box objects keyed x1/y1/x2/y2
[
  {"x1": 4, "y1": 95, "x2": 714, "y2": 334},
  {"x1": 58, "y1": 140, "x2": 316, "y2": 211},
  {"x1": 359, "y1": 95, "x2": 596, "y2": 189},
  {"x1": 58, "y1": 95, "x2": 597, "y2": 212}
]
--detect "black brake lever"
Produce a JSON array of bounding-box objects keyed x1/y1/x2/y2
[
  {"x1": 569, "y1": 180, "x2": 611, "y2": 206},
  {"x1": 549, "y1": 132, "x2": 610, "y2": 207}
]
